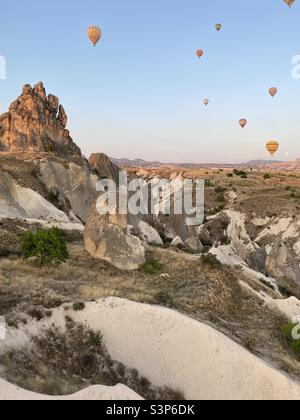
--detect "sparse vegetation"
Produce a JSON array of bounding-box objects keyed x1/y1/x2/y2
[
  {"x1": 73, "y1": 302, "x2": 85, "y2": 312},
  {"x1": 200, "y1": 253, "x2": 222, "y2": 269},
  {"x1": 140, "y1": 259, "x2": 162, "y2": 275},
  {"x1": 89, "y1": 331, "x2": 103, "y2": 347},
  {"x1": 0, "y1": 322, "x2": 183, "y2": 400},
  {"x1": 20, "y1": 228, "x2": 69, "y2": 266},
  {"x1": 202, "y1": 245, "x2": 211, "y2": 254},
  {"x1": 282, "y1": 323, "x2": 300, "y2": 354},
  {"x1": 233, "y1": 169, "x2": 248, "y2": 178},
  {"x1": 154, "y1": 291, "x2": 174, "y2": 307}
]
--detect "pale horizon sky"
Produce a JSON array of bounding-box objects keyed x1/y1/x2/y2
[{"x1": 0, "y1": 0, "x2": 299, "y2": 164}]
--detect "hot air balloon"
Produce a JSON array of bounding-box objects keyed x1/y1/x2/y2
[
  {"x1": 239, "y1": 119, "x2": 248, "y2": 129},
  {"x1": 215, "y1": 24, "x2": 222, "y2": 31},
  {"x1": 88, "y1": 26, "x2": 102, "y2": 47},
  {"x1": 203, "y1": 99, "x2": 209, "y2": 107},
  {"x1": 196, "y1": 49, "x2": 204, "y2": 59},
  {"x1": 268, "y1": 87, "x2": 278, "y2": 98},
  {"x1": 266, "y1": 141, "x2": 280, "y2": 157},
  {"x1": 285, "y1": 0, "x2": 295, "y2": 7}
]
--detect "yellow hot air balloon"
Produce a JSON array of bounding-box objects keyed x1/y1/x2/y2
[
  {"x1": 203, "y1": 99, "x2": 209, "y2": 107},
  {"x1": 215, "y1": 24, "x2": 222, "y2": 31},
  {"x1": 239, "y1": 119, "x2": 247, "y2": 129},
  {"x1": 196, "y1": 49, "x2": 204, "y2": 59},
  {"x1": 285, "y1": 0, "x2": 295, "y2": 7},
  {"x1": 268, "y1": 87, "x2": 278, "y2": 98},
  {"x1": 266, "y1": 141, "x2": 280, "y2": 157},
  {"x1": 88, "y1": 26, "x2": 102, "y2": 47}
]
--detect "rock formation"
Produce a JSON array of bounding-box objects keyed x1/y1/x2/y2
[
  {"x1": 266, "y1": 237, "x2": 300, "y2": 285},
  {"x1": 38, "y1": 159, "x2": 99, "y2": 223},
  {"x1": 89, "y1": 153, "x2": 120, "y2": 183},
  {"x1": 84, "y1": 204, "x2": 145, "y2": 271},
  {"x1": 0, "y1": 82, "x2": 82, "y2": 161}
]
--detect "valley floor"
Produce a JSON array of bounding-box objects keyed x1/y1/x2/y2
[{"x1": 1, "y1": 238, "x2": 300, "y2": 398}]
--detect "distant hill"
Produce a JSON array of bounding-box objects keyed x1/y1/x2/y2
[
  {"x1": 110, "y1": 157, "x2": 299, "y2": 171},
  {"x1": 110, "y1": 158, "x2": 162, "y2": 168}
]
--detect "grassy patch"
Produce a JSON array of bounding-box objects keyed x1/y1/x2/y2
[
  {"x1": 200, "y1": 253, "x2": 222, "y2": 269},
  {"x1": 140, "y1": 259, "x2": 162, "y2": 275},
  {"x1": 282, "y1": 323, "x2": 300, "y2": 353},
  {"x1": 154, "y1": 291, "x2": 174, "y2": 307}
]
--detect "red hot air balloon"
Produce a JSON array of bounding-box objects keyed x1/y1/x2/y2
[{"x1": 239, "y1": 119, "x2": 248, "y2": 129}]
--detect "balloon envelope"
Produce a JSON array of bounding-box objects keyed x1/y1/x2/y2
[
  {"x1": 215, "y1": 24, "x2": 222, "y2": 31},
  {"x1": 203, "y1": 99, "x2": 209, "y2": 106},
  {"x1": 266, "y1": 141, "x2": 280, "y2": 157},
  {"x1": 268, "y1": 87, "x2": 278, "y2": 98},
  {"x1": 239, "y1": 119, "x2": 247, "y2": 129},
  {"x1": 196, "y1": 49, "x2": 204, "y2": 59},
  {"x1": 88, "y1": 26, "x2": 102, "y2": 46},
  {"x1": 285, "y1": 0, "x2": 295, "y2": 7}
]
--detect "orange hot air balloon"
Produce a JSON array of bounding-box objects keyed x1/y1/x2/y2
[
  {"x1": 269, "y1": 87, "x2": 278, "y2": 98},
  {"x1": 239, "y1": 119, "x2": 248, "y2": 129},
  {"x1": 196, "y1": 49, "x2": 204, "y2": 59},
  {"x1": 203, "y1": 99, "x2": 209, "y2": 106},
  {"x1": 285, "y1": 0, "x2": 295, "y2": 7},
  {"x1": 266, "y1": 141, "x2": 280, "y2": 157},
  {"x1": 215, "y1": 24, "x2": 222, "y2": 31},
  {"x1": 88, "y1": 26, "x2": 102, "y2": 47}
]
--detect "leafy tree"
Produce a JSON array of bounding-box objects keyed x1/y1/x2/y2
[{"x1": 20, "y1": 228, "x2": 69, "y2": 265}]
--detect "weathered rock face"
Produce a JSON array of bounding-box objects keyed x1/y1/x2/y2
[
  {"x1": 89, "y1": 153, "x2": 120, "y2": 183},
  {"x1": 0, "y1": 167, "x2": 82, "y2": 229},
  {"x1": 266, "y1": 237, "x2": 300, "y2": 285},
  {"x1": 84, "y1": 204, "x2": 145, "y2": 271},
  {"x1": 38, "y1": 159, "x2": 99, "y2": 223},
  {"x1": 0, "y1": 82, "x2": 82, "y2": 161}
]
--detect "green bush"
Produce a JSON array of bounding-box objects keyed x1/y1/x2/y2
[
  {"x1": 282, "y1": 323, "x2": 300, "y2": 353},
  {"x1": 154, "y1": 291, "x2": 174, "y2": 307},
  {"x1": 140, "y1": 259, "x2": 162, "y2": 275},
  {"x1": 264, "y1": 174, "x2": 271, "y2": 180},
  {"x1": 217, "y1": 195, "x2": 225, "y2": 203},
  {"x1": 20, "y1": 227, "x2": 69, "y2": 266},
  {"x1": 73, "y1": 302, "x2": 85, "y2": 312},
  {"x1": 89, "y1": 331, "x2": 103, "y2": 347},
  {"x1": 233, "y1": 169, "x2": 248, "y2": 178},
  {"x1": 200, "y1": 253, "x2": 222, "y2": 269}
]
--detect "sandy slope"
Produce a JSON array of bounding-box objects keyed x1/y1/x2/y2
[
  {"x1": 0, "y1": 379, "x2": 142, "y2": 400},
  {"x1": 1, "y1": 298, "x2": 300, "y2": 400}
]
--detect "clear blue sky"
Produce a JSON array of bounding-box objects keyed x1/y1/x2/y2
[{"x1": 0, "y1": 0, "x2": 299, "y2": 163}]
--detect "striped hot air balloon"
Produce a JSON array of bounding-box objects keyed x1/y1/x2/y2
[
  {"x1": 285, "y1": 0, "x2": 296, "y2": 8},
  {"x1": 266, "y1": 141, "x2": 280, "y2": 157}
]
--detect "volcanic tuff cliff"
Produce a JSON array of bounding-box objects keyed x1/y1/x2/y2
[{"x1": 0, "y1": 82, "x2": 82, "y2": 161}]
